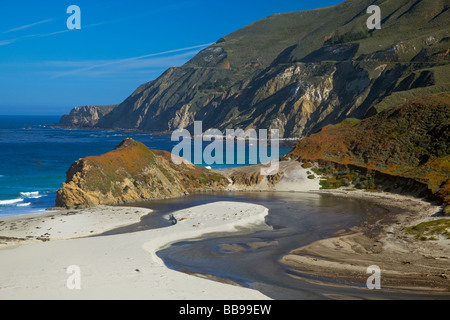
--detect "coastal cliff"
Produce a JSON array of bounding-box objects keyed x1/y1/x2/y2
[
  {"x1": 56, "y1": 105, "x2": 118, "y2": 129},
  {"x1": 55, "y1": 138, "x2": 229, "y2": 208},
  {"x1": 59, "y1": 0, "x2": 449, "y2": 138}
]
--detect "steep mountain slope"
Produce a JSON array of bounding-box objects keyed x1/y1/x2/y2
[
  {"x1": 82, "y1": 0, "x2": 450, "y2": 138},
  {"x1": 287, "y1": 92, "x2": 450, "y2": 205}
]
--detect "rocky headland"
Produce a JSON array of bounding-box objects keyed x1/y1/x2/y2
[
  {"x1": 54, "y1": 137, "x2": 322, "y2": 209},
  {"x1": 54, "y1": 105, "x2": 118, "y2": 129},
  {"x1": 55, "y1": 138, "x2": 229, "y2": 208}
]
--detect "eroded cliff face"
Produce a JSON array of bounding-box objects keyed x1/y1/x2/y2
[
  {"x1": 94, "y1": 54, "x2": 445, "y2": 138},
  {"x1": 93, "y1": 50, "x2": 434, "y2": 138},
  {"x1": 199, "y1": 60, "x2": 371, "y2": 138},
  {"x1": 55, "y1": 138, "x2": 229, "y2": 208},
  {"x1": 57, "y1": 105, "x2": 118, "y2": 129}
]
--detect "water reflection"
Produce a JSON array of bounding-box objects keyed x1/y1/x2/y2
[{"x1": 102, "y1": 191, "x2": 444, "y2": 300}]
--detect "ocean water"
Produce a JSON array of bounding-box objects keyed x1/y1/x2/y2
[{"x1": 0, "y1": 115, "x2": 291, "y2": 217}]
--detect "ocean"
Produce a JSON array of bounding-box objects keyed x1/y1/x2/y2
[{"x1": 0, "y1": 115, "x2": 291, "y2": 217}]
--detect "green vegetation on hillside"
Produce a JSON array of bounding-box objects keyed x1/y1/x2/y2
[
  {"x1": 404, "y1": 219, "x2": 450, "y2": 241},
  {"x1": 289, "y1": 92, "x2": 450, "y2": 204}
]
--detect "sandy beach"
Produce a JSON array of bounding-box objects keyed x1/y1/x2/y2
[
  {"x1": 282, "y1": 190, "x2": 450, "y2": 293},
  {"x1": 0, "y1": 206, "x2": 151, "y2": 244},
  {"x1": 0, "y1": 186, "x2": 449, "y2": 300},
  {"x1": 0, "y1": 202, "x2": 271, "y2": 300},
  {"x1": 225, "y1": 160, "x2": 322, "y2": 192}
]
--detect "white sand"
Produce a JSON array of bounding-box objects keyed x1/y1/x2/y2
[
  {"x1": 0, "y1": 206, "x2": 150, "y2": 243},
  {"x1": 225, "y1": 160, "x2": 321, "y2": 192},
  {"x1": 273, "y1": 161, "x2": 321, "y2": 192},
  {"x1": 0, "y1": 202, "x2": 271, "y2": 300}
]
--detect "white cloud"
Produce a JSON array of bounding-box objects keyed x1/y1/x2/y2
[
  {"x1": 51, "y1": 43, "x2": 214, "y2": 78},
  {"x1": 0, "y1": 2, "x2": 201, "y2": 46},
  {"x1": 0, "y1": 29, "x2": 71, "y2": 46},
  {"x1": 2, "y1": 18, "x2": 53, "y2": 33},
  {"x1": 0, "y1": 39, "x2": 16, "y2": 46}
]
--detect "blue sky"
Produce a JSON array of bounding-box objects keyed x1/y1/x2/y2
[{"x1": 0, "y1": 0, "x2": 343, "y2": 115}]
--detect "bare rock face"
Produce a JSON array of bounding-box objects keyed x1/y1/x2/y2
[
  {"x1": 55, "y1": 138, "x2": 229, "y2": 208},
  {"x1": 56, "y1": 105, "x2": 118, "y2": 129}
]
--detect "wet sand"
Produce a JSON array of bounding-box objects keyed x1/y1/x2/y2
[
  {"x1": 155, "y1": 191, "x2": 450, "y2": 299},
  {"x1": 282, "y1": 190, "x2": 450, "y2": 294},
  {"x1": 0, "y1": 190, "x2": 448, "y2": 300}
]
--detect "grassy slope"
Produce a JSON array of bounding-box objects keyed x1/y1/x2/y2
[{"x1": 205, "y1": 0, "x2": 449, "y2": 66}]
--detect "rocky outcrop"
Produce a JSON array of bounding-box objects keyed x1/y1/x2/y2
[
  {"x1": 55, "y1": 139, "x2": 313, "y2": 209},
  {"x1": 55, "y1": 138, "x2": 229, "y2": 208},
  {"x1": 56, "y1": 105, "x2": 118, "y2": 129},
  {"x1": 225, "y1": 165, "x2": 283, "y2": 188}
]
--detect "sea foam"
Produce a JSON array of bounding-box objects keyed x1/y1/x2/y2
[
  {"x1": 0, "y1": 198, "x2": 24, "y2": 205},
  {"x1": 17, "y1": 202, "x2": 31, "y2": 207},
  {"x1": 20, "y1": 191, "x2": 41, "y2": 198}
]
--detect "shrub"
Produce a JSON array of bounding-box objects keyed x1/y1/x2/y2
[
  {"x1": 302, "y1": 162, "x2": 313, "y2": 169},
  {"x1": 444, "y1": 205, "x2": 450, "y2": 216}
]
